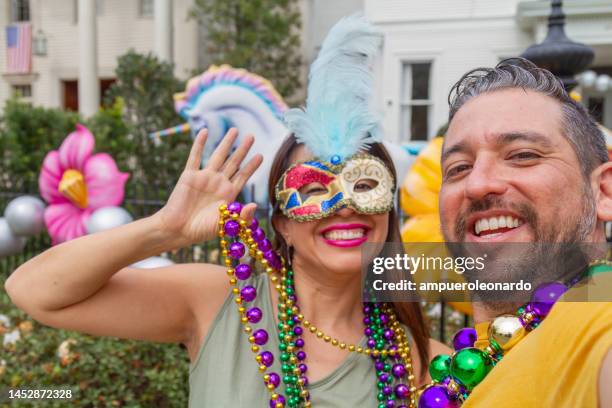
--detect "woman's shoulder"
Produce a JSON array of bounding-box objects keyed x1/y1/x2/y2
[
  {"x1": 428, "y1": 338, "x2": 452, "y2": 356},
  {"x1": 175, "y1": 262, "x2": 232, "y2": 307}
]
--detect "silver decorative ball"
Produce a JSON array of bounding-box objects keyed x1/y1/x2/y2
[
  {"x1": 4, "y1": 195, "x2": 46, "y2": 237},
  {"x1": 131, "y1": 257, "x2": 175, "y2": 269},
  {"x1": 0, "y1": 218, "x2": 27, "y2": 257},
  {"x1": 579, "y1": 70, "x2": 597, "y2": 88},
  {"x1": 595, "y1": 74, "x2": 611, "y2": 93},
  {"x1": 85, "y1": 206, "x2": 133, "y2": 234}
]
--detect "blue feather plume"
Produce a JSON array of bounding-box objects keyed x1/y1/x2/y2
[{"x1": 284, "y1": 14, "x2": 383, "y2": 162}]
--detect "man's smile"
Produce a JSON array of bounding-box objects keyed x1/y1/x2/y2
[{"x1": 466, "y1": 210, "x2": 527, "y2": 242}]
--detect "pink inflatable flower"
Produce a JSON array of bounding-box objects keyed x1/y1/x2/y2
[{"x1": 38, "y1": 124, "x2": 129, "y2": 244}]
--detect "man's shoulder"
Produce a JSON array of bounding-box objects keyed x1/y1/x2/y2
[
  {"x1": 546, "y1": 273, "x2": 612, "y2": 336},
  {"x1": 556, "y1": 270, "x2": 612, "y2": 306},
  {"x1": 550, "y1": 300, "x2": 612, "y2": 325},
  {"x1": 464, "y1": 275, "x2": 612, "y2": 408}
]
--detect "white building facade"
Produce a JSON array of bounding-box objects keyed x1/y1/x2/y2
[
  {"x1": 0, "y1": 0, "x2": 363, "y2": 113},
  {"x1": 4, "y1": 0, "x2": 611, "y2": 142},
  {"x1": 0, "y1": 0, "x2": 200, "y2": 112},
  {"x1": 366, "y1": 0, "x2": 612, "y2": 143}
]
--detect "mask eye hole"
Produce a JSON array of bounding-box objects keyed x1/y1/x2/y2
[
  {"x1": 353, "y1": 178, "x2": 378, "y2": 192},
  {"x1": 298, "y1": 182, "x2": 328, "y2": 197}
]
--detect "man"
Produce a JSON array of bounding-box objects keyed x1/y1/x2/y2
[{"x1": 438, "y1": 58, "x2": 612, "y2": 407}]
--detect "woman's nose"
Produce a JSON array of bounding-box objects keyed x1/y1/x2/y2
[{"x1": 335, "y1": 206, "x2": 357, "y2": 217}]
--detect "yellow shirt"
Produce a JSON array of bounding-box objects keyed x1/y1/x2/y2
[{"x1": 464, "y1": 273, "x2": 612, "y2": 408}]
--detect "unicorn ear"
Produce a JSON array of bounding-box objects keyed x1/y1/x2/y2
[
  {"x1": 284, "y1": 14, "x2": 383, "y2": 162},
  {"x1": 181, "y1": 106, "x2": 194, "y2": 121}
]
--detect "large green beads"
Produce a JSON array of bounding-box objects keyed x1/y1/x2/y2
[
  {"x1": 450, "y1": 347, "x2": 492, "y2": 390},
  {"x1": 429, "y1": 354, "x2": 451, "y2": 382}
]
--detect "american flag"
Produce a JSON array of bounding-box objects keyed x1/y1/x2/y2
[{"x1": 5, "y1": 23, "x2": 32, "y2": 74}]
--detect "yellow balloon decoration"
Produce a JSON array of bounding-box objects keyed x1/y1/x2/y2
[
  {"x1": 400, "y1": 137, "x2": 473, "y2": 315},
  {"x1": 401, "y1": 137, "x2": 444, "y2": 241}
]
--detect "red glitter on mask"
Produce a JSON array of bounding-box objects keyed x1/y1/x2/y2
[
  {"x1": 290, "y1": 205, "x2": 321, "y2": 216},
  {"x1": 284, "y1": 165, "x2": 335, "y2": 189}
]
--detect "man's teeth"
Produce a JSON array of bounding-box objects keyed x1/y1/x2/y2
[
  {"x1": 324, "y1": 229, "x2": 365, "y2": 240},
  {"x1": 474, "y1": 216, "x2": 522, "y2": 235}
]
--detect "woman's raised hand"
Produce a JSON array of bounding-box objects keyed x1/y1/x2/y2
[{"x1": 156, "y1": 128, "x2": 262, "y2": 247}]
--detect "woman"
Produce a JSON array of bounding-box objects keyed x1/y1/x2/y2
[{"x1": 5, "y1": 15, "x2": 448, "y2": 407}]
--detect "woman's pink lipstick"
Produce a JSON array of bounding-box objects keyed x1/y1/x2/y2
[{"x1": 321, "y1": 223, "x2": 369, "y2": 248}]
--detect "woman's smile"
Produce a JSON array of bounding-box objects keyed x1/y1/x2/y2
[{"x1": 320, "y1": 223, "x2": 370, "y2": 247}]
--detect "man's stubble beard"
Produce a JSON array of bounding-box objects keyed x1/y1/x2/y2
[{"x1": 441, "y1": 182, "x2": 598, "y2": 314}]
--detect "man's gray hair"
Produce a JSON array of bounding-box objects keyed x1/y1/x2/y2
[{"x1": 448, "y1": 58, "x2": 608, "y2": 176}]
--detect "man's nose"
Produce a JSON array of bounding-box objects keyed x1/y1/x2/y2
[{"x1": 464, "y1": 158, "x2": 508, "y2": 201}]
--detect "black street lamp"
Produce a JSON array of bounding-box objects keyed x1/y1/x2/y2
[{"x1": 521, "y1": 0, "x2": 594, "y2": 91}]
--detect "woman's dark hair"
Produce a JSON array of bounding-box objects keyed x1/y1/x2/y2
[{"x1": 267, "y1": 134, "x2": 431, "y2": 378}]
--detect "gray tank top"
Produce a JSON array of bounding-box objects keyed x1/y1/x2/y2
[{"x1": 189, "y1": 272, "x2": 414, "y2": 407}]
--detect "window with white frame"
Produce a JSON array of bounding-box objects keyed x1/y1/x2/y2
[
  {"x1": 140, "y1": 0, "x2": 154, "y2": 17},
  {"x1": 10, "y1": 0, "x2": 30, "y2": 22},
  {"x1": 399, "y1": 62, "x2": 432, "y2": 141},
  {"x1": 12, "y1": 84, "x2": 32, "y2": 99}
]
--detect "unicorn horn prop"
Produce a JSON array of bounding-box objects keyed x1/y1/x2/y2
[{"x1": 148, "y1": 123, "x2": 191, "y2": 139}]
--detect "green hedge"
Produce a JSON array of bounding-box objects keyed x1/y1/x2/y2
[
  {"x1": 0, "y1": 51, "x2": 191, "y2": 189},
  {"x1": 0, "y1": 276, "x2": 190, "y2": 407}
]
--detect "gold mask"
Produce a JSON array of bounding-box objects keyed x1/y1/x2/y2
[{"x1": 275, "y1": 153, "x2": 395, "y2": 222}]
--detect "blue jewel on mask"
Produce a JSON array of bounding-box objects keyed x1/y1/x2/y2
[{"x1": 285, "y1": 192, "x2": 300, "y2": 209}]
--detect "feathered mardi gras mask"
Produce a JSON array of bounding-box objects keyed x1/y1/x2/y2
[{"x1": 276, "y1": 15, "x2": 395, "y2": 222}]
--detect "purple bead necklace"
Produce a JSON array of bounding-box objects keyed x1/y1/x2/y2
[{"x1": 218, "y1": 202, "x2": 417, "y2": 408}]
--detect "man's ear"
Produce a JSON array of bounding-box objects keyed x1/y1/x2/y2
[{"x1": 593, "y1": 161, "x2": 612, "y2": 221}]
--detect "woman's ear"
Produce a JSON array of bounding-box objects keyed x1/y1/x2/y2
[
  {"x1": 593, "y1": 161, "x2": 612, "y2": 221},
  {"x1": 272, "y1": 214, "x2": 291, "y2": 245}
]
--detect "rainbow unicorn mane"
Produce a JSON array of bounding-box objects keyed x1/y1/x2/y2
[{"x1": 174, "y1": 65, "x2": 288, "y2": 120}]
